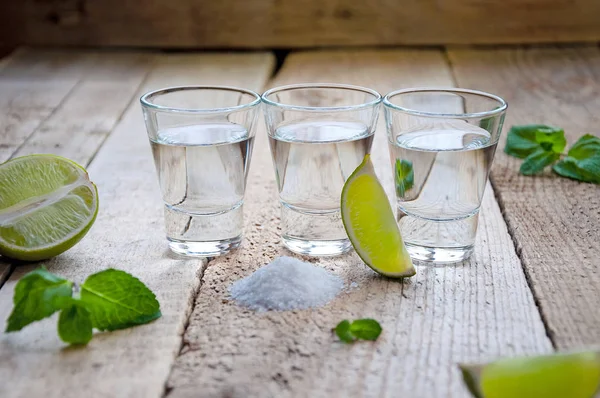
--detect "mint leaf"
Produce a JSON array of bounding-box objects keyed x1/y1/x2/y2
[
  {"x1": 565, "y1": 134, "x2": 600, "y2": 158},
  {"x1": 58, "y1": 298, "x2": 93, "y2": 345},
  {"x1": 79, "y1": 269, "x2": 161, "y2": 331},
  {"x1": 395, "y1": 159, "x2": 414, "y2": 197},
  {"x1": 553, "y1": 134, "x2": 600, "y2": 184},
  {"x1": 520, "y1": 148, "x2": 560, "y2": 175},
  {"x1": 505, "y1": 125, "x2": 564, "y2": 158},
  {"x1": 535, "y1": 128, "x2": 566, "y2": 154},
  {"x1": 335, "y1": 320, "x2": 354, "y2": 343},
  {"x1": 5, "y1": 267, "x2": 73, "y2": 332},
  {"x1": 335, "y1": 318, "x2": 382, "y2": 343},
  {"x1": 349, "y1": 319, "x2": 382, "y2": 341}
]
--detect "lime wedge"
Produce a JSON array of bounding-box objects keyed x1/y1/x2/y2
[
  {"x1": 460, "y1": 350, "x2": 600, "y2": 398},
  {"x1": 341, "y1": 154, "x2": 415, "y2": 278},
  {"x1": 0, "y1": 155, "x2": 98, "y2": 261}
]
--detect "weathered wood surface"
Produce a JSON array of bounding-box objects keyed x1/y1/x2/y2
[
  {"x1": 3, "y1": 0, "x2": 600, "y2": 48},
  {"x1": 0, "y1": 49, "x2": 152, "y2": 289},
  {"x1": 0, "y1": 49, "x2": 91, "y2": 163},
  {"x1": 166, "y1": 50, "x2": 551, "y2": 398},
  {"x1": 0, "y1": 52, "x2": 274, "y2": 398},
  {"x1": 0, "y1": 49, "x2": 96, "y2": 288},
  {"x1": 449, "y1": 46, "x2": 600, "y2": 349},
  {"x1": 10, "y1": 51, "x2": 151, "y2": 165}
]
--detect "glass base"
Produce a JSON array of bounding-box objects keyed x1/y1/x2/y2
[
  {"x1": 405, "y1": 243, "x2": 474, "y2": 264},
  {"x1": 167, "y1": 236, "x2": 241, "y2": 257},
  {"x1": 282, "y1": 235, "x2": 352, "y2": 256}
]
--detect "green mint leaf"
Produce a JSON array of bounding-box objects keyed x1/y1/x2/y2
[
  {"x1": 335, "y1": 319, "x2": 382, "y2": 343},
  {"x1": 57, "y1": 298, "x2": 93, "y2": 345},
  {"x1": 535, "y1": 128, "x2": 566, "y2": 154},
  {"x1": 79, "y1": 269, "x2": 161, "y2": 331},
  {"x1": 553, "y1": 134, "x2": 600, "y2": 184},
  {"x1": 395, "y1": 159, "x2": 414, "y2": 197},
  {"x1": 5, "y1": 267, "x2": 73, "y2": 332},
  {"x1": 335, "y1": 320, "x2": 354, "y2": 343},
  {"x1": 348, "y1": 319, "x2": 382, "y2": 341},
  {"x1": 505, "y1": 125, "x2": 563, "y2": 158},
  {"x1": 565, "y1": 134, "x2": 600, "y2": 158},
  {"x1": 519, "y1": 148, "x2": 560, "y2": 175}
]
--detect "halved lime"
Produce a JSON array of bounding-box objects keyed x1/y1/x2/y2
[
  {"x1": 341, "y1": 154, "x2": 415, "y2": 278},
  {"x1": 460, "y1": 350, "x2": 600, "y2": 398},
  {"x1": 0, "y1": 154, "x2": 98, "y2": 261}
]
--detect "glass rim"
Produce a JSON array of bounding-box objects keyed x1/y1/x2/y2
[
  {"x1": 383, "y1": 87, "x2": 508, "y2": 119},
  {"x1": 261, "y1": 83, "x2": 382, "y2": 112},
  {"x1": 140, "y1": 85, "x2": 261, "y2": 114}
]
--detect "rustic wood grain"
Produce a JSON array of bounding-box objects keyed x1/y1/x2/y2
[
  {"x1": 0, "y1": 49, "x2": 93, "y2": 163},
  {"x1": 448, "y1": 46, "x2": 600, "y2": 349},
  {"x1": 0, "y1": 52, "x2": 274, "y2": 398},
  {"x1": 0, "y1": 49, "x2": 153, "y2": 290},
  {"x1": 166, "y1": 50, "x2": 552, "y2": 398},
  {"x1": 10, "y1": 51, "x2": 152, "y2": 165},
  {"x1": 0, "y1": 49, "x2": 97, "y2": 288},
  {"x1": 3, "y1": 0, "x2": 600, "y2": 48}
]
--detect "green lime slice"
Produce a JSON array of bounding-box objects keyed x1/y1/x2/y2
[
  {"x1": 0, "y1": 154, "x2": 98, "y2": 261},
  {"x1": 460, "y1": 350, "x2": 600, "y2": 398},
  {"x1": 341, "y1": 154, "x2": 415, "y2": 278}
]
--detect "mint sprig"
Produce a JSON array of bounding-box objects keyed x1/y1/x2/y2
[
  {"x1": 553, "y1": 134, "x2": 600, "y2": 184},
  {"x1": 80, "y1": 269, "x2": 161, "y2": 331},
  {"x1": 335, "y1": 318, "x2": 382, "y2": 343},
  {"x1": 5, "y1": 268, "x2": 73, "y2": 332},
  {"x1": 5, "y1": 267, "x2": 161, "y2": 345},
  {"x1": 58, "y1": 298, "x2": 93, "y2": 345},
  {"x1": 505, "y1": 125, "x2": 600, "y2": 183}
]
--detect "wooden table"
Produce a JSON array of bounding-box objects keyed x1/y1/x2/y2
[{"x1": 0, "y1": 47, "x2": 598, "y2": 398}]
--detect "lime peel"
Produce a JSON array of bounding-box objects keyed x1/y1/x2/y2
[
  {"x1": 459, "y1": 350, "x2": 600, "y2": 398},
  {"x1": 341, "y1": 154, "x2": 415, "y2": 278}
]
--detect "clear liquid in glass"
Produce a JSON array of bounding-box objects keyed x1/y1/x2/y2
[
  {"x1": 388, "y1": 122, "x2": 497, "y2": 263},
  {"x1": 269, "y1": 120, "x2": 373, "y2": 256},
  {"x1": 150, "y1": 122, "x2": 253, "y2": 256}
]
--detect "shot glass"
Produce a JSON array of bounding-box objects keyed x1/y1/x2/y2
[
  {"x1": 141, "y1": 86, "x2": 260, "y2": 257},
  {"x1": 262, "y1": 83, "x2": 382, "y2": 256},
  {"x1": 383, "y1": 88, "x2": 507, "y2": 264}
]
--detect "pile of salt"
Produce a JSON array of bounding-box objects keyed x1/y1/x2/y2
[{"x1": 229, "y1": 256, "x2": 343, "y2": 312}]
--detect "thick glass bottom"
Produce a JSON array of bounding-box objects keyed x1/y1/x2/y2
[
  {"x1": 398, "y1": 207, "x2": 479, "y2": 264},
  {"x1": 280, "y1": 202, "x2": 350, "y2": 256},
  {"x1": 167, "y1": 236, "x2": 242, "y2": 257},
  {"x1": 405, "y1": 243, "x2": 474, "y2": 264},
  {"x1": 282, "y1": 235, "x2": 352, "y2": 256}
]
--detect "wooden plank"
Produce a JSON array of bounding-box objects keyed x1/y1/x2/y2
[
  {"x1": 11, "y1": 51, "x2": 152, "y2": 166},
  {"x1": 167, "y1": 50, "x2": 552, "y2": 398},
  {"x1": 448, "y1": 46, "x2": 600, "y2": 348},
  {"x1": 0, "y1": 50, "x2": 152, "y2": 290},
  {"x1": 0, "y1": 49, "x2": 93, "y2": 163},
  {"x1": 0, "y1": 52, "x2": 274, "y2": 398},
  {"x1": 0, "y1": 48, "x2": 100, "y2": 289},
  {"x1": 3, "y1": 0, "x2": 600, "y2": 48}
]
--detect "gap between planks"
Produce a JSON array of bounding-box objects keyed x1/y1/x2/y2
[
  {"x1": 0, "y1": 51, "x2": 275, "y2": 398},
  {"x1": 166, "y1": 49, "x2": 552, "y2": 398}
]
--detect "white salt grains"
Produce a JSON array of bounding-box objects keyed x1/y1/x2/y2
[{"x1": 229, "y1": 256, "x2": 343, "y2": 312}]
